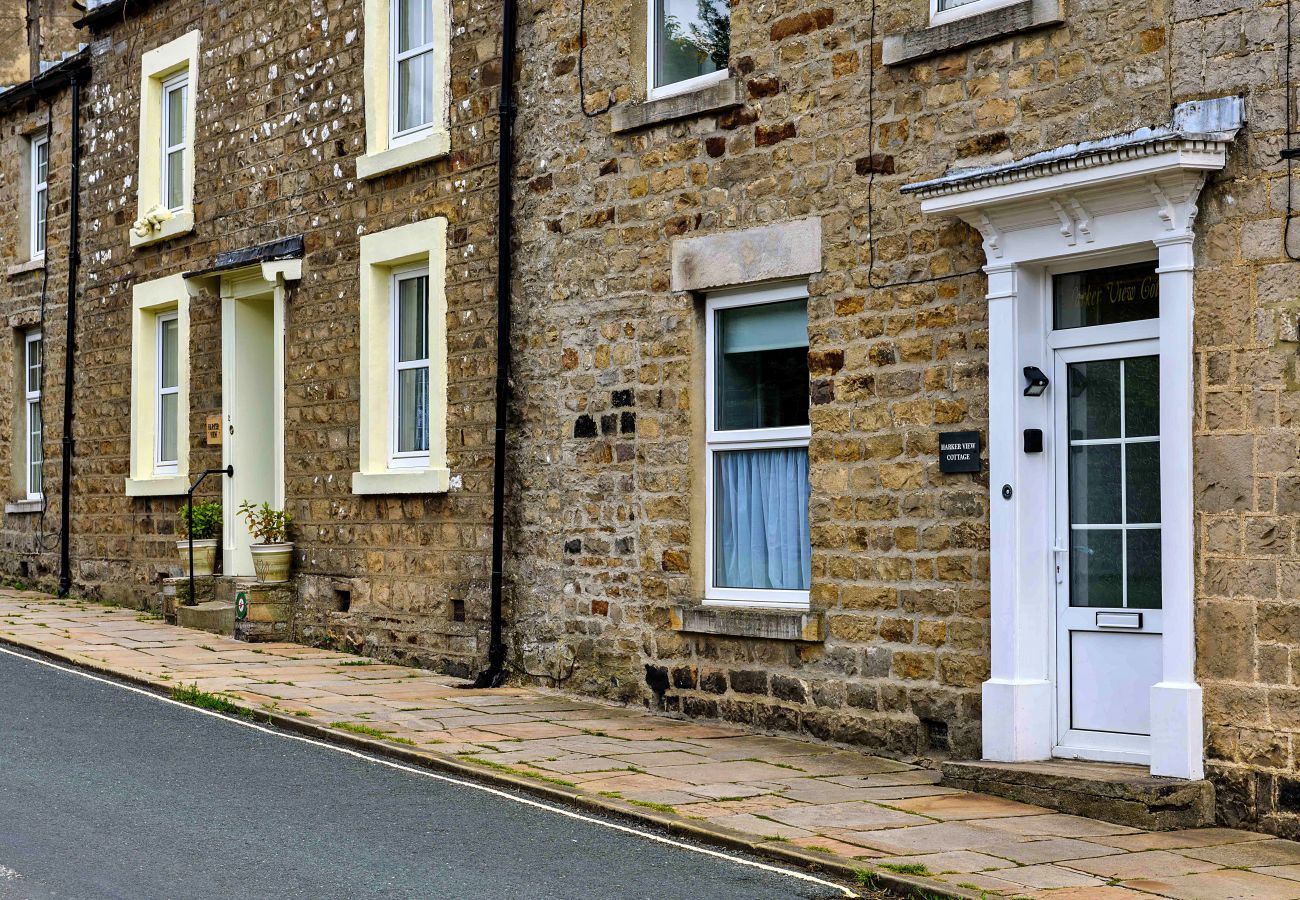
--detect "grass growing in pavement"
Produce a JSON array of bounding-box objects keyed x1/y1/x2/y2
[
  {"x1": 879, "y1": 862, "x2": 932, "y2": 877},
  {"x1": 624, "y1": 798, "x2": 676, "y2": 814},
  {"x1": 329, "y1": 721, "x2": 418, "y2": 746},
  {"x1": 338, "y1": 659, "x2": 374, "y2": 667},
  {"x1": 172, "y1": 683, "x2": 245, "y2": 716},
  {"x1": 456, "y1": 754, "x2": 578, "y2": 789}
]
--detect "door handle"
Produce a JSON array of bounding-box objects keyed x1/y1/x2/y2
[{"x1": 1053, "y1": 545, "x2": 1068, "y2": 584}]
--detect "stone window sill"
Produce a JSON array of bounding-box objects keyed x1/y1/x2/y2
[
  {"x1": 130, "y1": 211, "x2": 195, "y2": 249},
  {"x1": 5, "y1": 499, "x2": 44, "y2": 515},
  {"x1": 356, "y1": 130, "x2": 451, "y2": 180},
  {"x1": 670, "y1": 605, "x2": 824, "y2": 642},
  {"x1": 351, "y1": 467, "x2": 451, "y2": 495},
  {"x1": 125, "y1": 475, "x2": 191, "y2": 497},
  {"x1": 7, "y1": 258, "x2": 44, "y2": 278},
  {"x1": 611, "y1": 77, "x2": 743, "y2": 134},
  {"x1": 882, "y1": 0, "x2": 1062, "y2": 66}
]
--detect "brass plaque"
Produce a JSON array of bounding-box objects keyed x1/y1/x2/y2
[{"x1": 205, "y1": 416, "x2": 223, "y2": 446}]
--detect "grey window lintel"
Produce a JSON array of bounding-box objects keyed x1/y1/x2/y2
[{"x1": 883, "y1": 0, "x2": 1063, "y2": 67}]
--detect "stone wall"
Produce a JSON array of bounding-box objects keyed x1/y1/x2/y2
[
  {"x1": 507, "y1": 0, "x2": 1300, "y2": 814},
  {"x1": 0, "y1": 85, "x2": 74, "y2": 592},
  {"x1": 59, "y1": 0, "x2": 503, "y2": 674}
]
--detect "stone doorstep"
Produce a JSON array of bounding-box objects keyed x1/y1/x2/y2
[
  {"x1": 175, "y1": 601, "x2": 236, "y2": 637},
  {"x1": 942, "y1": 759, "x2": 1215, "y2": 831}
]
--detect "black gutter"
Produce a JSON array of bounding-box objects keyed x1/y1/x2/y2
[
  {"x1": 57, "y1": 71, "x2": 82, "y2": 597},
  {"x1": 470, "y1": 0, "x2": 518, "y2": 689}
]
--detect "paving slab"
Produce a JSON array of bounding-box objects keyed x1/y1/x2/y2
[{"x1": 3, "y1": 592, "x2": 1298, "y2": 900}]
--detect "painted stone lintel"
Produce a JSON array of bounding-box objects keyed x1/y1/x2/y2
[
  {"x1": 671, "y1": 217, "x2": 822, "y2": 293},
  {"x1": 671, "y1": 605, "x2": 825, "y2": 642}
]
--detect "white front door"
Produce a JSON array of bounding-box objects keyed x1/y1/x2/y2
[
  {"x1": 221, "y1": 282, "x2": 283, "y2": 577},
  {"x1": 1053, "y1": 344, "x2": 1164, "y2": 763}
]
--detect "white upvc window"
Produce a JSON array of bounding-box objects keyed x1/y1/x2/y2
[
  {"x1": 358, "y1": 0, "x2": 449, "y2": 179},
  {"x1": 353, "y1": 217, "x2": 449, "y2": 495},
  {"x1": 155, "y1": 312, "x2": 180, "y2": 475},
  {"x1": 23, "y1": 330, "x2": 42, "y2": 501},
  {"x1": 647, "y1": 0, "x2": 730, "y2": 100},
  {"x1": 390, "y1": 0, "x2": 436, "y2": 146},
  {"x1": 389, "y1": 265, "x2": 431, "y2": 468},
  {"x1": 929, "y1": 0, "x2": 1021, "y2": 27},
  {"x1": 704, "y1": 282, "x2": 812, "y2": 609},
  {"x1": 160, "y1": 72, "x2": 188, "y2": 212},
  {"x1": 30, "y1": 136, "x2": 48, "y2": 260}
]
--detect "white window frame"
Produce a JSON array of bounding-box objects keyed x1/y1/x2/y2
[
  {"x1": 703, "y1": 281, "x2": 811, "y2": 610},
  {"x1": 159, "y1": 72, "x2": 189, "y2": 213},
  {"x1": 388, "y1": 0, "x2": 436, "y2": 147},
  {"x1": 154, "y1": 311, "x2": 180, "y2": 476},
  {"x1": 23, "y1": 330, "x2": 42, "y2": 501},
  {"x1": 388, "y1": 264, "x2": 432, "y2": 469},
  {"x1": 132, "y1": 30, "x2": 199, "y2": 248},
  {"x1": 929, "y1": 0, "x2": 1022, "y2": 27},
  {"x1": 646, "y1": 0, "x2": 731, "y2": 101},
  {"x1": 30, "y1": 135, "x2": 48, "y2": 260}
]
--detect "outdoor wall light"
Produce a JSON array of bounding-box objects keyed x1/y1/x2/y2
[{"x1": 1023, "y1": 366, "x2": 1050, "y2": 397}]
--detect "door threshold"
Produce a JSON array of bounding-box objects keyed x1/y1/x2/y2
[{"x1": 941, "y1": 758, "x2": 1214, "y2": 831}]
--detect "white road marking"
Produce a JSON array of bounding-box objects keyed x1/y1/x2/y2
[{"x1": 0, "y1": 644, "x2": 858, "y2": 898}]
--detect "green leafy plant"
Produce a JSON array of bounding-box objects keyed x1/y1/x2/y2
[
  {"x1": 179, "y1": 500, "x2": 223, "y2": 540},
  {"x1": 237, "y1": 501, "x2": 292, "y2": 544}
]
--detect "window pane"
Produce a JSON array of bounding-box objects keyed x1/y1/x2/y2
[
  {"x1": 654, "y1": 0, "x2": 728, "y2": 88},
  {"x1": 714, "y1": 447, "x2": 810, "y2": 590},
  {"x1": 1066, "y1": 360, "x2": 1120, "y2": 441},
  {"x1": 716, "y1": 299, "x2": 808, "y2": 431},
  {"x1": 160, "y1": 317, "x2": 179, "y2": 389},
  {"x1": 26, "y1": 338, "x2": 41, "y2": 394},
  {"x1": 166, "y1": 84, "x2": 186, "y2": 147},
  {"x1": 28, "y1": 399, "x2": 41, "y2": 495},
  {"x1": 396, "y1": 0, "x2": 432, "y2": 52},
  {"x1": 396, "y1": 51, "x2": 434, "y2": 132},
  {"x1": 1069, "y1": 444, "x2": 1121, "y2": 525},
  {"x1": 397, "y1": 275, "x2": 429, "y2": 362},
  {"x1": 1127, "y1": 530, "x2": 1162, "y2": 610},
  {"x1": 1124, "y1": 356, "x2": 1159, "y2": 437},
  {"x1": 165, "y1": 149, "x2": 185, "y2": 209},
  {"x1": 1069, "y1": 528, "x2": 1122, "y2": 608},
  {"x1": 1125, "y1": 441, "x2": 1161, "y2": 524},
  {"x1": 1054, "y1": 261, "x2": 1159, "y2": 330},
  {"x1": 36, "y1": 141, "x2": 47, "y2": 182},
  {"x1": 397, "y1": 366, "x2": 430, "y2": 453},
  {"x1": 936, "y1": 0, "x2": 977, "y2": 9},
  {"x1": 34, "y1": 187, "x2": 46, "y2": 255},
  {"x1": 159, "y1": 392, "x2": 178, "y2": 463}
]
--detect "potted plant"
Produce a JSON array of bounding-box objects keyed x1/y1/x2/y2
[
  {"x1": 238, "y1": 501, "x2": 294, "y2": 583},
  {"x1": 177, "y1": 500, "x2": 222, "y2": 577}
]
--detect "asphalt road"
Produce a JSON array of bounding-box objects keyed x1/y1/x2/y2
[{"x1": 0, "y1": 648, "x2": 854, "y2": 900}]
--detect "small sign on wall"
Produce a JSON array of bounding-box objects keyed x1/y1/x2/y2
[
  {"x1": 939, "y1": 431, "x2": 981, "y2": 473},
  {"x1": 205, "y1": 416, "x2": 223, "y2": 446}
]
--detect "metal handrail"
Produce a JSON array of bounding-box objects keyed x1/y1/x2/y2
[{"x1": 185, "y1": 466, "x2": 233, "y2": 612}]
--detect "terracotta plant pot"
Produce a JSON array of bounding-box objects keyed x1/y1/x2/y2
[
  {"x1": 250, "y1": 542, "x2": 294, "y2": 583},
  {"x1": 177, "y1": 539, "x2": 218, "y2": 577}
]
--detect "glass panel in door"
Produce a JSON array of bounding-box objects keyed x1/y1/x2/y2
[{"x1": 1066, "y1": 356, "x2": 1161, "y2": 611}]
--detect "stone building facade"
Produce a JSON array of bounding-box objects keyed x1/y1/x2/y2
[
  {"x1": 3, "y1": 0, "x2": 1300, "y2": 837},
  {"x1": 505, "y1": 0, "x2": 1300, "y2": 835}
]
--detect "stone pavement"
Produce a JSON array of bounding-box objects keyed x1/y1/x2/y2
[{"x1": 2, "y1": 591, "x2": 1299, "y2": 900}]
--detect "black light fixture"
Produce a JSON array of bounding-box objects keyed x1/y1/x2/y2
[{"x1": 1023, "y1": 366, "x2": 1050, "y2": 397}]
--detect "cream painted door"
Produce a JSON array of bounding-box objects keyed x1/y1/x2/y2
[
  {"x1": 222, "y1": 292, "x2": 277, "y2": 577},
  {"x1": 1053, "y1": 341, "x2": 1163, "y2": 764}
]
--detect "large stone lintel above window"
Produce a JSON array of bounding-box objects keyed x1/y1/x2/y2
[
  {"x1": 671, "y1": 217, "x2": 822, "y2": 293},
  {"x1": 883, "y1": 0, "x2": 1063, "y2": 67},
  {"x1": 611, "y1": 77, "x2": 743, "y2": 134},
  {"x1": 671, "y1": 605, "x2": 825, "y2": 642}
]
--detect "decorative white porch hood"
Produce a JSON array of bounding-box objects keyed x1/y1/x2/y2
[{"x1": 902, "y1": 97, "x2": 1244, "y2": 780}]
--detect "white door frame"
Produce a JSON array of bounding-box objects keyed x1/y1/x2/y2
[{"x1": 908, "y1": 117, "x2": 1243, "y2": 779}]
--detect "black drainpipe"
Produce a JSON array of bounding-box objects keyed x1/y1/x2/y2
[
  {"x1": 57, "y1": 72, "x2": 80, "y2": 597},
  {"x1": 470, "y1": 0, "x2": 518, "y2": 688}
]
